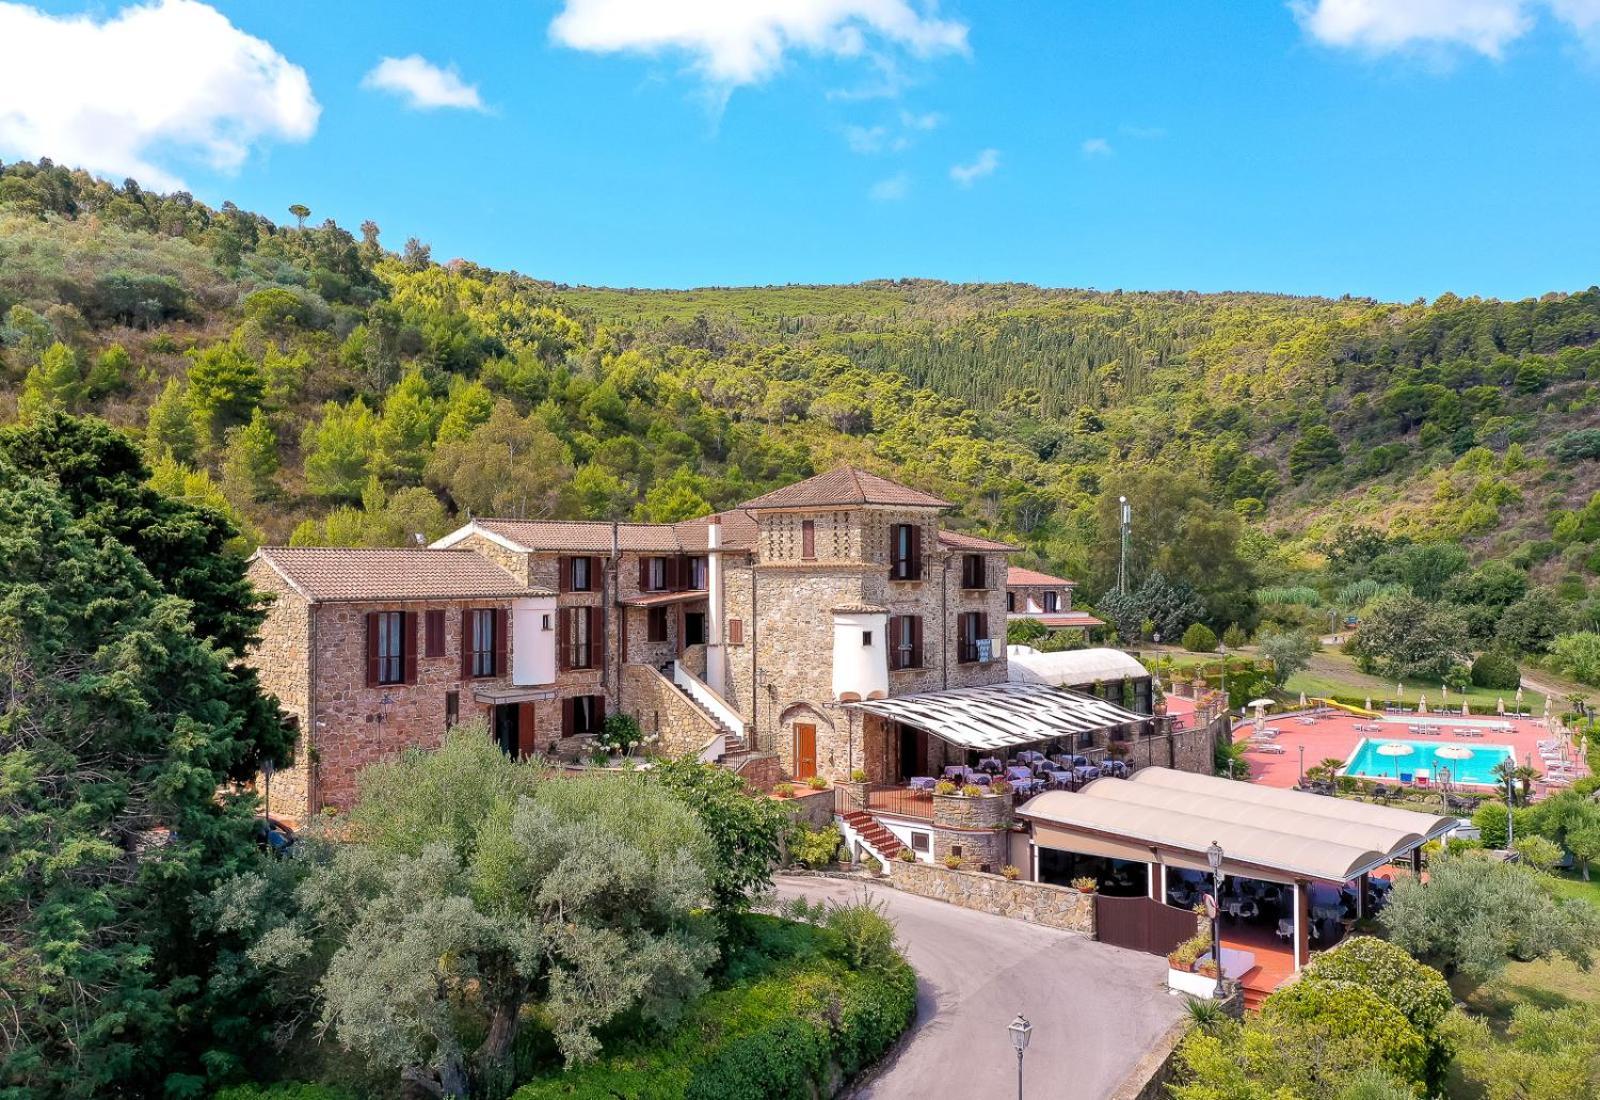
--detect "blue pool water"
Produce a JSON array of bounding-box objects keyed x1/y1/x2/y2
[{"x1": 1344, "y1": 738, "x2": 1513, "y2": 786}]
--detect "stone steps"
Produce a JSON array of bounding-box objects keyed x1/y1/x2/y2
[{"x1": 841, "y1": 809, "x2": 903, "y2": 863}]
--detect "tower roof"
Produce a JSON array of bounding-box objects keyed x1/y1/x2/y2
[{"x1": 738, "y1": 465, "x2": 950, "y2": 510}]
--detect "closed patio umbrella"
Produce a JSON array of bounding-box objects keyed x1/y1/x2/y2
[
  {"x1": 1299, "y1": 690, "x2": 1308, "y2": 708},
  {"x1": 1365, "y1": 696, "x2": 1373, "y2": 711},
  {"x1": 1418, "y1": 694, "x2": 1427, "y2": 714},
  {"x1": 1517, "y1": 686, "x2": 1524, "y2": 706},
  {"x1": 1462, "y1": 701, "x2": 1470, "y2": 717},
  {"x1": 1497, "y1": 697, "x2": 1506, "y2": 715}
]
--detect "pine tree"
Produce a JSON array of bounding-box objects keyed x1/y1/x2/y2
[
  {"x1": 302, "y1": 397, "x2": 376, "y2": 501},
  {"x1": 221, "y1": 407, "x2": 281, "y2": 502},
  {"x1": 18, "y1": 341, "x2": 85, "y2": 418},
  {"x1": 372, "y1": 369, "x2": 441, "y2": 485},
  {"x1": 144, "y1": 377, "x2": 198, "y2": 463}
]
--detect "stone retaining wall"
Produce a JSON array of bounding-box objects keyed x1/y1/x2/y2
[
  {"x1": 620, "y1": 662, "x2": 721, "y2": 757},
  {"x1": 1107, "y1": 1017, "x2": 1193, "y2": 1100},
  {"x1": 888, "y1": 860, "x2": 1095, "y2": 934}
]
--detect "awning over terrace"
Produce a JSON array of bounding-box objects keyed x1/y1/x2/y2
[
  {"x1": 846, "y1": 681, "x2": 1147, "y2": 753},
  {"x1": 1017, "y1": 767, "x2": 1458, "y2": 884}
]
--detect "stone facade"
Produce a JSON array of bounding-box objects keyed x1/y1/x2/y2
[
  {"x1": 888, "y1": 860, "x2": 1095, "y2": 935},
  {"x1": 621, "y1": 662, "x2": 722, "y2": 758},
  {"x1": 930, "y1": 790, "x2": 1013, "y2": 871},
  {"x1": 249, "y1": 564, "x2": 313, "y2": 817}
]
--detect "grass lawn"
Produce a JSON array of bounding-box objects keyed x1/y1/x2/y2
[
  {"x1": 1548, "y1": 870, "x2": 1600, "y2": 907},
  {"x1": 1283, "y1": 651, "x2": 1550, "y2": 713}
]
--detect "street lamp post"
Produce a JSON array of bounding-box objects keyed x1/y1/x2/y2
[
  {"x1": 1206, "y1": 840, "x2": 1226, "y2": 1000},
  {"x1": 1008, "y1": 1013, "x2": 1032, "y2": 1100},
  {"x1": 1118, "y1": 496, "x2": 1131, "y2": 596}
]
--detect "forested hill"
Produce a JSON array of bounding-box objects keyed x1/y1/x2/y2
[{"x1": 5, "y1": 157, "x2": 1600, "y2": 635}]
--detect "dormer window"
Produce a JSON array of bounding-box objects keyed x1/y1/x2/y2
[
  {"x1": 961, "y1": 553, "x2": 986, "y2": 590},
  {"x1": 889, "y1": 523, "x2": 922, "y2": 581}
]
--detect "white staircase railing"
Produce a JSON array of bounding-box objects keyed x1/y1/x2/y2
[{"x1": 671, "y1": 661, "x2": 746, "y2": 738}]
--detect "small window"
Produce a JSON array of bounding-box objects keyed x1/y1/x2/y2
[
  {"x1": 376, "y1": 611, "x2": 404, "y2": 685},
  {"x1": 646, "y1": 557, "x2": 668, "y2": 592},
  {"x1": 727, "y1": 618, "x2": 745, "y2": 645},
  {"x1": 425, "y1": 610, "x2": 446, "y2": 657},
  {"x1": 802, "y1": 519, "x2": 816, "y2": 560},
  {"x1": 469, "y1": 609, "x2": 497, "y2": 677},
  {"x1": 862, "y1": 630, "x2": 873, "y2": 647},
  {"x1": 961, "y1": 553, "x2": 985, "y2": 590},
  {"x1": 445, "y1": 690, "x2": 459, "y2": 730},
  {"x1": 541, "y1": 613, "x2": 552, "y2": 631},
  {"x1": 1006, "y1": 591, "x2": 1016, "y2": 612},
  {"x1": 889, "y1": 615, "x2": 922, "y2": 670},
  {"x1": 647, "y1": 606, "x2": 669, "y2": 643},
  {"x1": 570, "y1": 556, "x2": 593, "y2": 592},
  {"x1": 957, "y1": 612, "x2": 987, "y2": 665},
  {"x1": 911, "y1": 832, "x2": 930, "y2": 852},
  {"x1": 1044, "y1": 591, "x2": 1060, "y2": 613},
  {"x1": 685, "y1": 556, "x2": 706, "y2": 590}
]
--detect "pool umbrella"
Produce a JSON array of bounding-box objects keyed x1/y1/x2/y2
[
  {"x1": 1462, "y1": 701, "x2": 1470, "y2": 717},
  {"x1": 1398, "y1": 682, "x2": 1405, "y2": 699},
  {"x1": 1365, "y1": 696, "x2": 1373, "y2": 711},
  {"x1": 1517, "y1": 686, "x2": 1524, "y2": 707},
  {"x1": 1442, "y1": 684, "x2": 1449, "y2": 703},
  {"x1": 1299, "y1": 690, "x2": 1308, "y2": 708},
  {"x1": 1497, "y1": 697, "x2": 1506, "y2": 715},
  {"x1": 1247, "y1": 698, "x2": 1274, "y2": 713},
  {"x1": 1436, "y1": 744, "x2": 1473, "y2": 760},
  {"x1": 1418, "y1": 694, "x2": 1427, "y2": 714},
  {"x1": 1376, "y1": 743, "x2": 1414, "y2": 756},
  {"x1": 1544, "y1": 696, "x2": 1552, "y2": 717}
]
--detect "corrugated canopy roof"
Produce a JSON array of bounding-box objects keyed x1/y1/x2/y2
[
  {"x1": 847, "y1": 682, "x2": 1147, "y2": 752},
  {"x1": 1008, "y1": 647, "x2": 1147, "y2": 686},
  {"x1": 1018, "y1": 767, "x2": 1457, "y2": 884}
]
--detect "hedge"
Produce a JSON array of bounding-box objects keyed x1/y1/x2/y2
[{"x1": 511, "y1": 917, "x2": 916, "y2": 1100}]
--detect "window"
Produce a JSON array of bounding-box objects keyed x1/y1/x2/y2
[
  {"x1": 801, "y1": 519, "x2": 816, "y2": 560},
  {"x1": 957, "y1": 612, "x2": 989, "y2": 664},
  {"x1": 560, "y1": 606, "x2": 602, "y2": 670},
  {"x1": 1006, "y1": 591, "x2": 1016, "y2": 612},
  {"x1": 889, "y1": 615, "x2": 922, "y2": 670},
  {"x1": 568, "y1": 556, "x2": 593, "y2": 592},
  {"x1": 647, "y1": 606, "x2": 669, "y2": 643},
  {"x1": 564, "y1": 694, "x2": 605, "y2": 736},
  {"x1": 425, "y1": 610, "x2": 446, "y2": 658},
  {"x1": 445, "y1": 690, "x2": 459, "y2": 729},
  {"x1": 889, "y1": 523, "x2": 921, "y2": 580},
  {"x1": 374, "y1": 611, "x2": 404, "y2": 685},
  {"x1": 469, "y1": 609, "x2": 497, "y2": 677},
  {"x1": 1044, "y1": 590, "x2": 1060, "y2": 613},
  {"x1": 684, "y1": 612, "x2": 706, "y2": 646},
  {"x1": 862, "y1": 630, "x2": 873, "y2": 647},
  {"x1": 910, "y1": 832, "x2": 930, "y2": 853},
  {"x1": 686, "y1": 556, "x2": 707, "y2": 590},
  {"x1": 541, "y1": 613, "x2": 552, "y2": 631},
  {"x1": 727, "y1": 618, "x2": 745, "y2": 645},
  {"x1": 643, "y1": 556, "x2": 668, "y2": 592},
  {"x1": 961, "y1": 553, "x2": 985, "y2": 590}
]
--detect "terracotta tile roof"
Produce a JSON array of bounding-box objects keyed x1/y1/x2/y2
[
  {"x1": 737, "y1": 466, "x2": 951, "y2": 511},
  {"x1": 253, "y1": 547, "x2": 547, "y2": 602},
  {"x1": 938, "y1": 530, "x2": 1020, "y2": 552},
  {"x1": 456, "y1": 510, "x2": 759, "y2": 555},
  {"x1": 672, "y1": 509, "x2": 759, "y2": 552},
  {"x1": 832, "y1": 603, "x2": 889, "y2": 614},
  {"x1": 1007, "y1": 566, "x2": 1076, "y2": 588}
]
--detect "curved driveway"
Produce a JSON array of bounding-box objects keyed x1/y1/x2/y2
[{"x1": 775, "y1": 875, "x2": 1187, "y2": 1100}]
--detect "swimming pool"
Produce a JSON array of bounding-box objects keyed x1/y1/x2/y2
[{"x1": 1344, "y1": 738, "x2": 1513, "y2": 786}]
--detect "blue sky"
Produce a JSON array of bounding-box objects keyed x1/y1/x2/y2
[{"x1": 3, "y1": 1, "x2": 1599, "y2": 300}]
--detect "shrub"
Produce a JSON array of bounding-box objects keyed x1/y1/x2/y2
[
  {"x1": 849, "y1": 769, "x2": 868, "y2": 782},
  {"x1": 790, "y1": 825, "x2": 843, "y2": 869},
  {"x1": 960, "y1": 783, "x2": 983, "y2": 797},
  {"x1": 942, "y1": 854, "x2": 962, "y2": 869},
  {"x1": 1470, "y1": 650, "x2": 1521, "y2": 690},
  {"x1": 1182, "y1": 622, "x2": 1219, "y2": 652},
  {"x1": 214, "y1": 1087, "x2": 356, "y2": 1100},
  {"x1": 772, "y1": 783, "x2": 794, "y2": 799},
  {"x1": 1001, "y1": 865, "x2": 1021, "y2": 880},
  {"x1": 1221, "y1": 624, "x2": 1248, "y2": 648},
  {"x1": 896, "y1": 848, "x2": 915, "y2": 862},
  {"x1": 934, "y1": 779, "x2": 957, "y2": 795},
  {"x1": 1256, "y1": 981, "x2": 1429, "y2": 1091},
  {"x1": 805, "y1": 775, "x2": 827, "y2": 790},
  {"x1": 822, "y1": 894, "x2": 899, "y2": 972}
]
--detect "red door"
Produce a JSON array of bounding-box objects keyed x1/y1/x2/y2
[
  {"x1": 517, "y1": 702, "x2": 537, "y2": 758},
  {"x1": 795, "y1": 723, "x2": 817, "y2": 780}
]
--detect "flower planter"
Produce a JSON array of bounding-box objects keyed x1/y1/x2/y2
[{"x1": 1167, "y1": 967, "x2": 1221, "y2": 999}]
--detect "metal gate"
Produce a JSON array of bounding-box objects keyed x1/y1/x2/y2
[{"x1": 1093, "y1": 894, "x2": 1198, "y2": 956}]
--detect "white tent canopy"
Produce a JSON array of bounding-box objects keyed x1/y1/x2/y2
[
  {"x1": 1006, "y1": 646, "x2": 1150, "y2": 688},
  {"x1": 1018, "y1": 767, "x2": 1456, "y2": 884},
  {"x1": 847, "y1": 681, "x2": 1147, "y2": 753}
]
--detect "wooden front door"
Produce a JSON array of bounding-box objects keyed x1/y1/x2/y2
[
  {"x1": 516, "y1": 702, "x2": 537, "y2": 759},
  {"x1": 794, "y1": 723, "x2": 817, "y2": 780}
]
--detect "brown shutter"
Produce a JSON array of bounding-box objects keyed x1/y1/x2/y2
[
  {"x1": 558, "y1": 557, "x2": 571, "y2": 593},
  {"x1": 639, "y1": 556, "x2": 649, "y2": 591},
  {"x1": 460, "y1": 609, "x2": 473, "y2": 678},
  {"x1": 365, "y1": 612, "x2": 380, "y2": 687},
  {"x1": 727, "y1": 618, "x2": 744, "y2": 645},
  {"x1": 403, "y1": 612, "x2": 419, "y2": 684},
  {"x1": 562, "y1": 697, "x2": 575, "y2": 737},
  {"x1": 557, "y1": 607, "x2": 571, "y2": 671},
  {"x1": 492, "y1": 608, "x2": 508, "y2": 677},
  {"x1": 595, "y1": 695, "x2": 606, "y2": 728},
  {"x1": 911, "y1": 616, "x2": 923, "y2": 668},
  {"x1": 802, "y1": 519, "x2": 815, "y2": 559},
  {"x1": 911, "y1": 526, "x2": 923, "y2": 579},
  {"x1": 588, "y1": 557, "x2": 601, "y2": 592},
  {"x1": 591, "y1": 606, "x2": 606, "y2": 671}
]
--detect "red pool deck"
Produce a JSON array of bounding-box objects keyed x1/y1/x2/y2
[{"x1": 1233, "y1": 709, "x2": 1587, "y2": 797}]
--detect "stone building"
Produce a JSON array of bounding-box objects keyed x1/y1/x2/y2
[
  {"x1": 244, "y1": 466, "x2": 1178, "y2": 819},
  {"x1": 1005, "y1": 566, "x2": 1102, "y2": 636}
]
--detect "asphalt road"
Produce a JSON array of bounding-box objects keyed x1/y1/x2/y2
[{"x1": 774, "y1": 875, "x2": 1187, "y2": 1100}]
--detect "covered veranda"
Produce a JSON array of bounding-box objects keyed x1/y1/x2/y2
[
  {"x1": 846, "y1": 682, "x2": 1152, "y2": 818},
  {"x1": 1017, "y1": 768, "x2": 1457, "y2": 974}
]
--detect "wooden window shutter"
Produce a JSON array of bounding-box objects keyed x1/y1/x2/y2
[
  {"x1": 727, "y1": 618, "x2": 744, "y2": 645},
  {"x1": 425, "y1": 609, "x2": 445, "y2": 657},
  {"x1": 561, "y1": 697, "x2": 575, "y2": 737},
  {"x1": 802, "y1": 520, "x2": 815, "y2": 559},
  {"x1": 588, "y1": 557, "x2": 601, "y2": 592},
  {"x1": 557, "y1": 607, "x2": 571, "y2": 671},
  {"x1": 403, "y1": 612, "x2": 419, "y2": 684},
  {"x1": 910, "y1": 526, "x2": 923, "y2": 579},
  {"x1": 460, "y1": 609, "x2": 473, "y2": 678},
  {"x1": 558, "y1": 557, "x2": 571, "y2": 593},
  {"x1": 493, "y1": 608, "x2": 508, "y2": 677},
  {"x1": 590, "y1": 606, "x2": 606, "y2": 670},
  {"x1": 639, "y1": 556, "x2": 650, "y2": 591},
  {"x1": 365, "y1": 612, "x2": 380, "y2": 687},
  {"x1": 911, "y1": 615, "x2": 924, "y2": 668},
  {"x1": 595, "y1": 695, "x2": 607, "y2": 727},
  {"x1": 979, "y1": 611, "x2": 989, "y2": 639}
]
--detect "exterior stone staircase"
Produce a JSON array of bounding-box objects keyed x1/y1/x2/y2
[
  {"x1": 660, "y1": 660, "x2": 747, "y2": 756},
  {"x1": 839, "y1": 808, "x2": 904, "y2": 865}
]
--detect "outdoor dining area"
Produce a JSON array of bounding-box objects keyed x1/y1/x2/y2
[
  {"x1": 906, "y1": 750, "x2": 1132, "y2": 799},
  {"x1": 1164, "y1": 869, "x2": 1390, "y2": 952}
]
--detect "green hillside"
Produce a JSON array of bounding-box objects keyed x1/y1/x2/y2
[{"x1": 6, "y1": 158, "x2": 1600, "y2": 662}]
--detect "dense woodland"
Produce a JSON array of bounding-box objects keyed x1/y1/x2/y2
[{"x1": 6, "y1": 158, "x2": 1600, "y2": 671}]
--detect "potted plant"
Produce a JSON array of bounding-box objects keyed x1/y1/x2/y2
[
  {"x1": 1070, "y1": 876, "x2": 1099, "y2": 894},
  {"x1": 934, "y1": 779, "x2": 957, "y2": 795},
  {"x1": 850, "y1": 768, "x2": 868, "y2": 782},
  {"x1": 772, "y1": 782, "x2": 794, "y2": 799},
  {"x1": 806, "y1": 775, "x2": 828, "y2": 790},
  {"x1": 961, "y1": 783, "x2": 984, "y2": 797},
  {"x1": 991, "y1": 778, "x2": 1011, "y2": 794},
  {"x1": 897, "y1": 847, "x2": 916, "y2": 862},
  {"x1": 942, "y1": 853, "x2": 963, "y2": 869},
  {"x1": 1001, "y1": 865, "x2": 1021, "y2": 881}
]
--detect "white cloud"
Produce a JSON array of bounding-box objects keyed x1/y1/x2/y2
[
  {"x1": 869, "y1": 172, "x2": 909, "y2": 200},
  {"x1": 1293, "y1": 0, "x2": 1600, "y2": 57},
  {"x1": 1081, "y1": 137, "x2": 1112, "y2": 157},
  {"x1": 549, "y1": 0, "x2": 969, "y2": 88},
  {"x1": 845, "y1": 124, "x2": 888, "y2": 153},
  {"x1": 0, "y1": 0, "x2": 318, "y2": 190},
  {"x1": 1120, "y1": 124, "x2": 1166, "y2": 139},
  {"x1": 899, "y1": 108, "x2": 942, "y2": 130},
  {"x1": 949, "y1": 147, "x2": 999, "y2": 187},
  {"x1": 363, "y1": 55, "x2": 485, "y2": 111}
]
